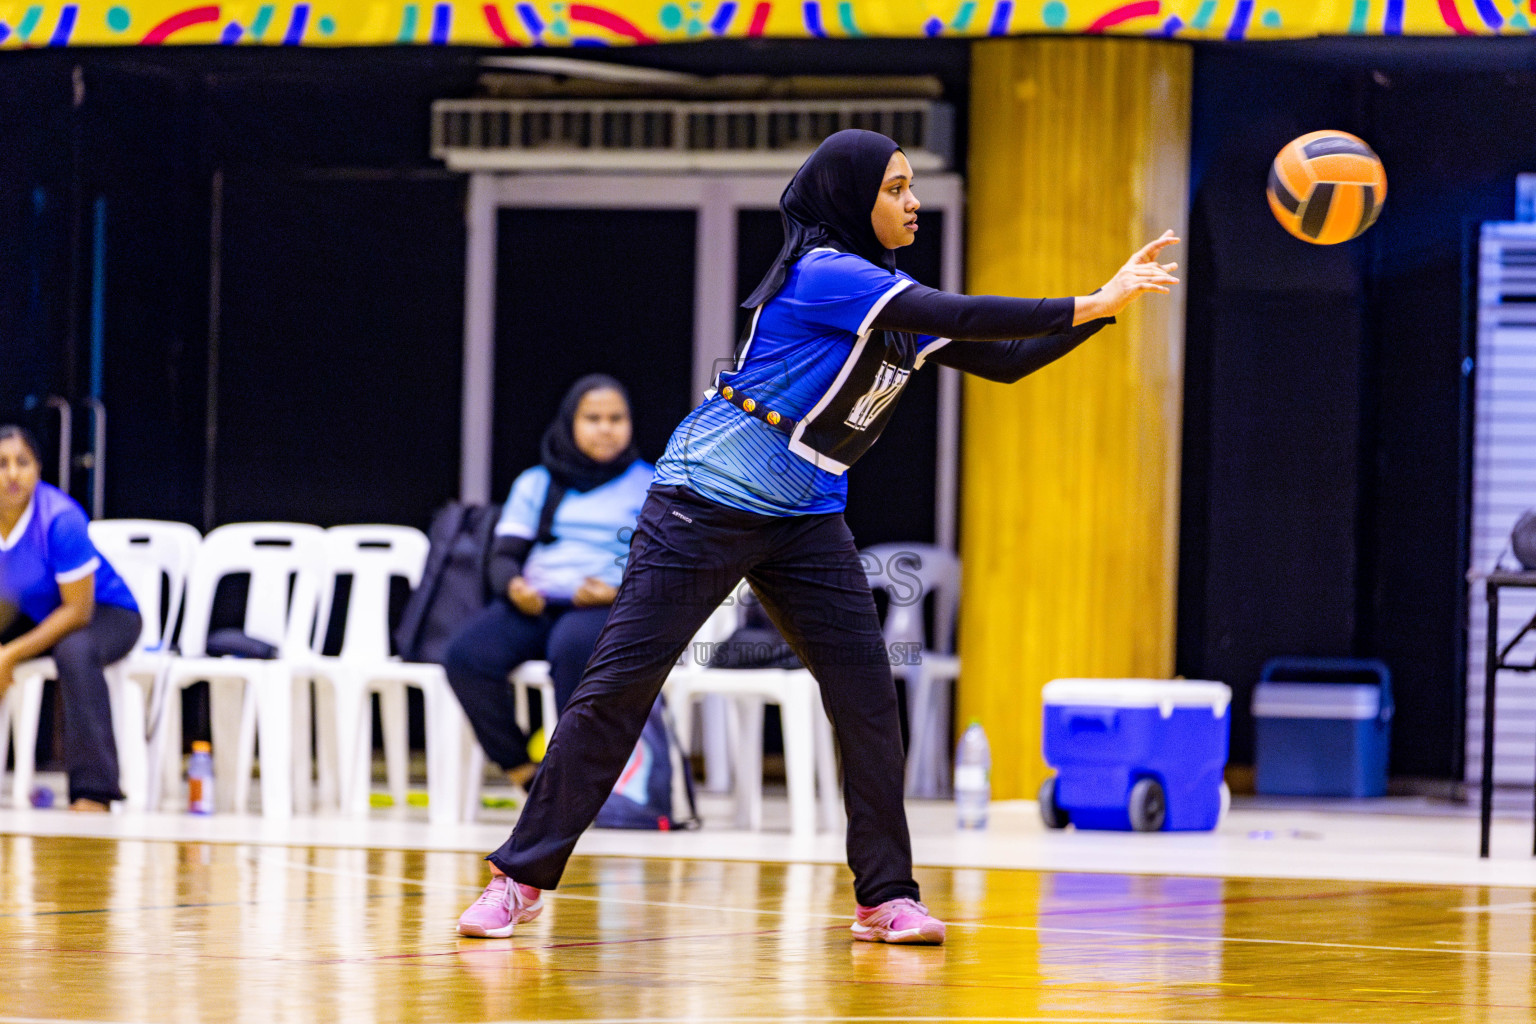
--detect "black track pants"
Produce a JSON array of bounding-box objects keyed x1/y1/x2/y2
[{"x1": 488, "y1": 484, "x2": 919, "y2": 908}]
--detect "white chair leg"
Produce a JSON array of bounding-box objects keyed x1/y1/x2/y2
[
  {"x1": 158, "y1": 688, "x2": 184, "y2": 810},
  {"x1": 11, "y1": 675, "x2": 47, "y2": 809},
  {"x1": 349, "y1": 690, "x2": 376, "y2": 817},
  {"x1": 779, "y1": 686, "x2": 817, "y2": 839},
  {"x1": 290, "y1": 676, "x2": 313, "y2": 816},
  {"x1": 701, "y1": 695, "x2": 734, "y2": 794},
  {"x1": 257, "y1": 664, "x2": 294, "y2": 819},
  {"x1": 221, "y1": 678, "x2": 254, "y2": 814},
  {"x1": 512, "y1": 684, "x2": 531, "y2": 737},
  {"x1": 312, "y1": 678, "x2": 340, "y2": 811},
  {"x1": 904, "y1": 673, "x2": 936, "y2": 798},
  {"x1": 461, "y1": 727, "x2": 486, "y2": 824},
  {"x1": 324, "y1": 674, "x2": 367, "y2": 818},
  {"x1": 731, "y1": 698, "x2": 764, "y2": 831},
  {"x1": 107, "y1": 666, "x2": 149, "y2": 811},
  {"x1": 539, "y1": 686, "x2": 559, "y2": 744},
  {"x1": 811, "y1": 689, "x2": 842, "y2": 832},
  {"x1": 379, "y1": 682, "x2": 409, "y2": 807},
  {"x1": 423, "y1": 681, "x2": 464, "y2": 826},
  {"x1": 668, "y1": 686, "x2": 696, "y2": 765},
  {"x1": 142, "y1": 661, "x2": 172, "y2": 812},
  {"x1": 930, "y1": 672, "x2": 954, "y2": 794}
]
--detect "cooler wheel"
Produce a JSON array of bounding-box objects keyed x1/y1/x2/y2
[
  {"x1": 1038, "y1": 776, "x2": 1069, "y2": 829},
  {"x1": 1128, "y1": 777, "x2": 1166, "y2": 832}
]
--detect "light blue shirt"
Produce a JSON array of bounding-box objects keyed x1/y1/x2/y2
[{"x1": 495, "y1": 460, "x2": 654, "y2": 600}]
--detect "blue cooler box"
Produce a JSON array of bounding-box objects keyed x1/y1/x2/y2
[
  {"x1": 1041, "y1": 678, "x2": 1232, "y2": 832},
  {"x1": 1252, "y1": 657, "x2": 1392, "y2": 798}
]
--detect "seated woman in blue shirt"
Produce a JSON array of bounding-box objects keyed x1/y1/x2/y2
[
  {"x1": 0, "y1": 425, "x2": 142, "y2": 812},
  {"x1": 444, "y1": 376, "x2": 653, "y2": 792}
]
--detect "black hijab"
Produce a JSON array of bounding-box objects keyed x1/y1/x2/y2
[
  {"x1": 534, "y1": 374, "x2": 638, "y2": 544},
  {"x1": 741, "y1": 129, "x2": 903, "y2": 310}
]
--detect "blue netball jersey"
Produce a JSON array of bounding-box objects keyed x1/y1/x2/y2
[
  {"x1": 654, "y1": 250, "x2": 949, "y2": 516},
  {"x1": 0, "y1": 482, "x2": 138, "y2": 623}
]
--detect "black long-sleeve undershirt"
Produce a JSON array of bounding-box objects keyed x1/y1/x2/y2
[
  {"x1": 872, "y1": 283, "x2": 1115, "y2": 384},
  {"x1": 488, "y1": 535, "x2": 532, "y2": 599}
]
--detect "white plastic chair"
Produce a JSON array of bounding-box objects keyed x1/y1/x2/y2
[
  {"x1": 664, "y1": 587, "x2": 841, "y2": 837},
  {"x1": 861, "y1": 543, "x2": 961, "y2": 799},
  {"x1": 0, "y1": 657, "x2": 56, "y2": 809},
  {"x1": 88, "y1": 519, "x2": 202, "y2": 810},
  {"x1": 0, "y1": 519, "x2": 200, "y2": 811},
  {"x1": 457, "y1": 659, "x2": 559, "y2": 823},
  {"x1": 158, "y1": 522, "x2": 326, "y2": 819},
  {"x1": 307, "y1": 525, "x2": 467, "y2": 823}
]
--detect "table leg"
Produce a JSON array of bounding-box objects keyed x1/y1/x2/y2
[{"x1": 1481, "y1": 581, "x2": 1499, "y2": 859}]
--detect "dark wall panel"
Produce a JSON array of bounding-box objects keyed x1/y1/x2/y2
[
  {"x1": 1181, "y1": 40, "x2": 1536, "y2": 777},
  {"x1": 490, "y1": 208, "x2": 697, "y2": 497},
  {"x1": 215, "y1": 173, "x2": 464, "y2": 528}
]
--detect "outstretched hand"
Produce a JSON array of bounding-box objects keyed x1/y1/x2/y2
[{"x1": 1073, "y1": 230, "x2": 1181, "y2": 324}]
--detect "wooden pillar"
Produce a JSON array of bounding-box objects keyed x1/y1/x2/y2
[{"x1": 960, "y1": 38, "x2": 1191, "y2": 799}]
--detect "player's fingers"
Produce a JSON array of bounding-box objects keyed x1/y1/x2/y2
[{"x1": 1136, "y1": 231, "x2": 1180, "y2": 257}]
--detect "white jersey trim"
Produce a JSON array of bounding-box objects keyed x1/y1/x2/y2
[
  {"x1": 782, "y1": 277, "x2": 912, "y2": 477},
  {"x1": 0, "y1": 496, "x2": 35, "y2": 551},
  {"x1": 914, "y1": 337, "x2": 953, "y2": 369},
  {"x1": 56, "y1": 556, "x2": 99, "y2": 584},
  {"x1": 856, "y1": 278, "x2": 912, "y2": 336},
  {"x1": 787, "y1": 436, "x2": 852, "y2": 476}
]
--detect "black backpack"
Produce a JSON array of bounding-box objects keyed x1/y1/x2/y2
[{"x1": 393, "y1": 502, "x2": 501, "y2": 664}]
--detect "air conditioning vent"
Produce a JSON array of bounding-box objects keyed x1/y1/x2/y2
[{"x1": 431, "y1": 99, "x2": 953, "y2": 172}]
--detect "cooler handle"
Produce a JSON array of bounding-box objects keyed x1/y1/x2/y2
[
  {"x1": 1258, "y1": 656, "x2": 1393, "y2": 724},
  {"x1": 1064, "y1": 708, "x2": 1119, "y2": 734}
]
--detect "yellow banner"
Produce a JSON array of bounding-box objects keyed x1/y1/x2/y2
[{"x1": 0, "y1": 0, "x2": 1528, "y2": 47}]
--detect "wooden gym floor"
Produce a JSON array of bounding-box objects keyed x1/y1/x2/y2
[{"x1": 6, "y1": 792, "x2": 1536, "y2": 1024}]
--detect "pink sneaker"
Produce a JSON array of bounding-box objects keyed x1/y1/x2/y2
[
  {"x1": 850, "y1": 897, "x2": 946, "y2": 945},
  {"x1": 457, "y1": 875, "x2": 544, "y2": 938}
]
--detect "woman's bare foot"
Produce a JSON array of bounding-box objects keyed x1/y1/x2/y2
[
  {"x1": 506, "y1": 762, "x2": 537, "y2": 790},
  {"x1": 68, "y1": 798, "x2": 110, "y2": 813}
]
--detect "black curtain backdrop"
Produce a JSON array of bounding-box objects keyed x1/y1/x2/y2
[{"x1": 1180, "y1": 39, "x2": 1536, "y2": 779}]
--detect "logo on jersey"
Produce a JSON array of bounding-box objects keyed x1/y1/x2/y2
[{"x1": 845, "y1": 360, "x2": 911, "y2": 431}]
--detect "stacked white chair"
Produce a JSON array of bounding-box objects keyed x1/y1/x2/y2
[
  {"x1": 0, "y1": 519, "x2": 199, "y2": 811},
  {"x1": 664, "y1": 588, "x2": 841, "y2": 837},
  {"x1": 860, "y1": 543, "x2": 961, "y2": 799},
  {"x1": 308, "y1": 525, "x2": 466, "y2": 823},
  {"x1": 157, "y1": 523, "x2": 326, "y2": 819}
]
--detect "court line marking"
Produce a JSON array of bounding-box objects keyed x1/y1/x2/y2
[
  {"x1": 993, "y1": 921, "x2": 1536, "y2": 959},
  {"x1": 258, "y1": 854, "x2": 1536, "y2": 960},
  {"x1": 1454, "y1": 900, "x2": 1536, "y2": 913},
  {"x1": 0, "y1": 1018, "x2": 1341, "y2": 1024},
  {"x1": 447, "y1": 1017, "x2": 1346, "y2": 1024},
  {"x1": 257, "y1": 853, "x2": 852, "y2": 920}
]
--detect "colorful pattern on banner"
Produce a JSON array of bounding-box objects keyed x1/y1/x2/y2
[{"x1": 0, "y1": 0, "x2": 1530, "y2": 47}]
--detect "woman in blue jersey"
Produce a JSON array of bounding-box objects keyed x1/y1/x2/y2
[
  {"x1": 444, "y1": 376, "x2": 653, "y2": 793},
  {"x1": 0, "y1": 425, "x2": 142, "y2": 812},
  {"x1": 457, "y1": 130, "x2": 1179, "y2": 944}
]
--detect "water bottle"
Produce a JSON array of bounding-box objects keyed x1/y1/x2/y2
[
  {"x1": 954, "y1": 720, "x2": 991, "y2": 829},
  {"x1": 188, "y1": 740, "x2": 215, "y2": 815}
]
